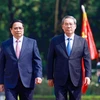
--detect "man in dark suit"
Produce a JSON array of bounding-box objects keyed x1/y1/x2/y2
[
  {"x1": 47, "y1": 15, "x2": 91, "y2": 100},
  {"x1": 0, "y1": 19, "x2": 42, "y2": 100}
]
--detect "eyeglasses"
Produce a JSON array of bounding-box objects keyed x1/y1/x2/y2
[
  {"x1": 64, "y1": 23, "x2": 75, "y2": 27},
  {"x1": 13, "y1": 27, "x2": 23, "y2": 30}
]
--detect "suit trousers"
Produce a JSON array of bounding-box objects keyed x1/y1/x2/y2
[
  {"x1": 54, "y1": 76, "x2": 82, "y2": 100},
  {"x1": 5, "y1": 77, "x2": 34, "y2": 100}
]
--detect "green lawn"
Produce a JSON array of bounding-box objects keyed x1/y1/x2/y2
[
  {"x1": 2, "y1": 95, "x2": 100, "y2": 100},
  {"x1": 33, "y1": 95, "x2": 100, "y2": 100}
]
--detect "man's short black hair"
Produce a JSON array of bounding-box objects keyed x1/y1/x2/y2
[{"x1": 10, "y1": 19, "x2": 24, "y2": 28}]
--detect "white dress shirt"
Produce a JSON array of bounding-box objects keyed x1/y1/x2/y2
[
  {"x1": 64, "y1": 34, "x2": 74, "y2": 51},
  {"x1": 13, "y1": 36, "x2": 23, "y2": 53}
]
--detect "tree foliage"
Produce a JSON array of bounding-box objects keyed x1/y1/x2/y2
[{"x1": 0, "y1": 0, "x2": 100, "y2": 74}]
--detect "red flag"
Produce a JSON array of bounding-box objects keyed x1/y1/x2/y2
[{"x1": 81, "y1": 5, "x2": 98, "y2": 94}]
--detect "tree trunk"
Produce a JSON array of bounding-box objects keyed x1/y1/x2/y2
[
  {"x1": 54, "y1": 0, "x2": 59, "y2": 35},
  {"x1": 8, "y1": 0, "x2": 14, "y2": 37},
  {"x1": 79, "y1": 0, "x2": 84, "y2": 34},
  {"x1": 8, "y1": 0, "x2": 14, "y2": 22}
]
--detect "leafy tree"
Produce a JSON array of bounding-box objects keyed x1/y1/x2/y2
[{"x1": 0, "y1": 0, "x2": 100, "y2": 74}]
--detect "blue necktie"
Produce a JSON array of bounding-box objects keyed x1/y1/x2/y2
[{"x1": 67, "y1": 38, "x2": 72, "y2": 56}]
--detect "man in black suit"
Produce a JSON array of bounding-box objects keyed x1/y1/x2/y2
[
  {"x1": 0, "y1": 19, "x2": 42, "y2": 100},
  {"x1": 47, "y1": 15, "x2": 91, "y2": 100}
]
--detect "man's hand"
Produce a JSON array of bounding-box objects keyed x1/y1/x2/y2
[
  {"x1": 0, "y1": 84, "x2": 4, "y2": 92},
  {"x1": 35, "y1": 77, "x2": 42, "y2": 84},
  {"x1": 84, "y1": 77, "x2": 91, "y2": 86},
  {"x1": 48, "y1": 79, "x2": 54, "y2": 87}
]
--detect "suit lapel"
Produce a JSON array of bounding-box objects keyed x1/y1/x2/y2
[
  {"x1": 6, "y1": 37, "x2": 28, "y2": 59},
  {"x1": 58, "y1": 34, "x2": 68, "y2": 56},
  {"x1": 70, "y1": 35, "x2": 78, "y2": 56},
  {"x1": 19, "y1": 36, "x2": 27, "y2": 59},
  {"x1": 7, "y1": 38, "x2": 17, "y2": 58}
]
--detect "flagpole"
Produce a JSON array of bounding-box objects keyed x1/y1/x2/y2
[{"x1": 81, "y1": 5, "x2": 85, "y2": 13}]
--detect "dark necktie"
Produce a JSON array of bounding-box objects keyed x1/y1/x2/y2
[{"x1": 67, "y1": 38, "x2": 72, "y2": 56}]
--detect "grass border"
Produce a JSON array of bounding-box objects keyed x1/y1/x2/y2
[{"x1": 34, "y1": 95, "x2": 100, "y2": 99}]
